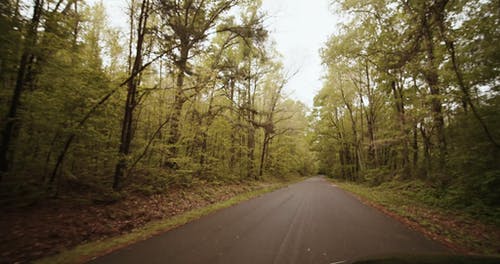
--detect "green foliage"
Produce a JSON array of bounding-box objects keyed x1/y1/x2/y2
[
  {"x1": 446, "y1": 96, "x2": 500, "y2": 207},
  {"x1": 314, "y1": 0, "x2": 500, "y2": 212},
  {"x1": 0, "y1": 0, "x2": 315, "y2": 203}
]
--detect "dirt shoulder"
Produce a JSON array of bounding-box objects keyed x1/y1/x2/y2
[
  {"x1": 331, "y1": 180, "x2": 500, "y2": 256},
  {"x1": 1, "y1": 179, "x2": 297, "y2": 263}
]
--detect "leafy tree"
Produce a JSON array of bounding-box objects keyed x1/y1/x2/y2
[
  {"x1": 0, "y1": 0, "x2": 314, "y2": 201},
  {"x1": 315, "y1": 0, "x2": 499, "y2": 208}
]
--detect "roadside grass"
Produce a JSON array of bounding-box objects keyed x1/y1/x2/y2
[
  {"x1": 330, "y1": 179, "x2": 500, "y2": 256},
  {"x1": 36, "y1": 177, "x2": 304, "y2": 264}
]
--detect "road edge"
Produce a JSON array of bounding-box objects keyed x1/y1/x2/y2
[
  {"x1": 35, "y1": 177, "x2": 306, "y2": 264},
  {"x1": 327, "y1": 178, "x2": 468, "y2": 254}
]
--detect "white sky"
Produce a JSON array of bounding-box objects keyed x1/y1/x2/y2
[
  {"x1": 97, "y1": 0, "x2": 339, "y2": 107},
  {"x1": 260, "y1": 0, "x2": 339, "y2": 107}
]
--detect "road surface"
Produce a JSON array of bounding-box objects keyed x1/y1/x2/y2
[{"x1": 90, "y1": 177, "x2": 447, "y2": 264}]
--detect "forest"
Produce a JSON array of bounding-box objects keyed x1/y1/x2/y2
[
  {"x1": 0, "y1": 0, "x2": 315, "y2": 200},
  {"x1": 313, "y1": 0, "x2": 499, "y2": 211},
  {"x1": 0, "y1": 0, "x2": 499, "y2": 262}
]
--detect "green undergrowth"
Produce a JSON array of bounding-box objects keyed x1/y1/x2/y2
[
  {"x1": 337, "y1": 180, "x2": 500, "y2": 225},
  {"x1": 35, "y1": 177, "x2": 304, "y2": 264},
  {"x1": 331, "y1": 179, "x2": 500, "y2": 255}
]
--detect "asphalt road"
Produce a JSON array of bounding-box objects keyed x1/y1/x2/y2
[{"x1": 90, "y1": 177, "x2": 448, "y2": 264}]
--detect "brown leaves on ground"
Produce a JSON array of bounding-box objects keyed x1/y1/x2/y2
[{"x1": 0, "y1": 182, "x2": 259, "y2": 263}]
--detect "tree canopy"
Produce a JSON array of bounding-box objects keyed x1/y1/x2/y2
[
  {"x1": 0, "y1": 0, "x2": 314, "y2": 199},
  {"x1": 0, "y1": 0, "x2": 498, "y2": 212},
  {"x1": 313, "y1": 0, "x2": 499, "y2": 207}
]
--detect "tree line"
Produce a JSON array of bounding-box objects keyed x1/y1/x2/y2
[
  {"x1": 313, "y1": 0, "x2": 499, "y2": 206},
  {"x1": 0, "y1": 0, "x2": 315, "y2": 198}
]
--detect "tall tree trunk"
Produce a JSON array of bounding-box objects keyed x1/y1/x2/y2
[
  {"x1": 246, "y1": 59, "x2": 256, "y2": 180},
  {"x1": 365, "y1": 66, "x2": 377, "y2": 167},
  {"x1": 422, "y1": 10, "x2": 447, "y2": 168},
  {"x1": 198, "y1": 130, "x2": 208, "y2": 177},
  {"x1": 340, "y1": 86, "x2": 360, "y2": 180},
  {"x1": 0, "y1": 0, "x2": 43, "y2": 178},
  {"x1": 391, "y1": 80, "x2": 410, "y2": 177},
  {"x1": 166, "y1": 46, "x2": 189, "y2": 168},
  {"x1": 259, "y1": 133, "x2": 270, "y2": 177},
  {"x1": 420, "y1": 125, "x2": 432, "y2": 179},
  {"x1": 113, "y1": 0, "x2": 149, "y2": 190},
  {"x1": 127, "y1": 0, "x2": 135, "y2": 75},
  {"x1": 247, "y1": 123, "x2": 255, "y2": 179},
  {"x1": 412, "y1": 124, "x2": 418, "y2": 175}
]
